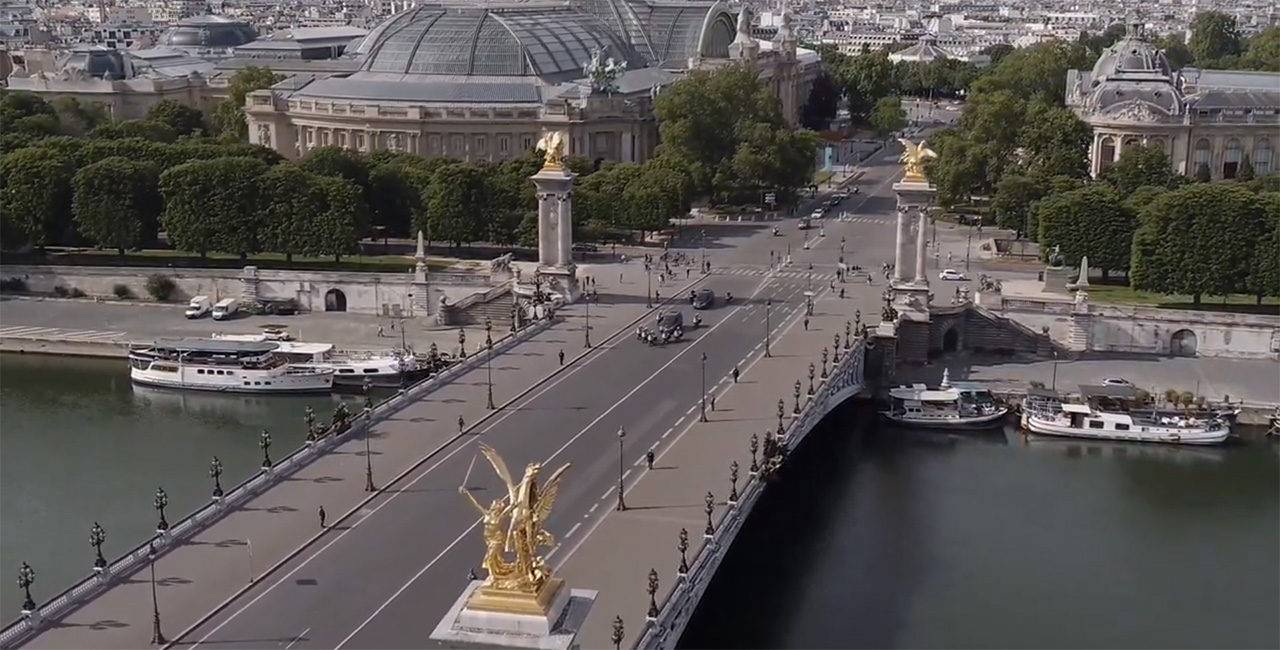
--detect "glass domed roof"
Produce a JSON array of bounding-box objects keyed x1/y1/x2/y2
[{"x1": 161, "y1": 15, "x2": 257, "y2": 48}]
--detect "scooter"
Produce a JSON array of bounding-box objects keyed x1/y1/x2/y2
[
  {"x1": 725, "y1": 293, "x2": 734, "y2": 304},
  {"x1": 691, "y1": 314, "x2": 703, "y2": 329}
]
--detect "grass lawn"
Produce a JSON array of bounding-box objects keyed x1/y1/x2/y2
[
  {"x1": 1088, "y1": 283, "x2": 1280, "y2": 314},
  {"x1": 3, "y1": 248, "x2": 456, "y2": 273}
]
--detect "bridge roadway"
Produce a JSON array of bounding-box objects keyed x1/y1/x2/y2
[
  {"x1": 170, "y1": 155, "x2": 906, "y2": 648},
  {"x1": 13, "y1": 145, "x2": 907, "y2": 650}
]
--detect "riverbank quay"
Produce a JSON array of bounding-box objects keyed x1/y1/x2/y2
[
  {"x1": 552, "y1": 275, "x2": 882, "y2": 649},
  {"x1": 2, "y1": 261, "x2": 707, "y2": 650}
]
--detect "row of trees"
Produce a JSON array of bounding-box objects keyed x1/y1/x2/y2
[{"x1": 810, "y1": 47, "x2": 984, "y2": 127}]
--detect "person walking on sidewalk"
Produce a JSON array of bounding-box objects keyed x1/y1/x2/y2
[
  {"x1": 803, "y1": 316, "x2": 810, "y2": 331},
  {"x1": 646, "y1": 449, "x2": 655, "y2": 469},
  {"x1": 558, "y1": 348, "x2": 565, "y2": 366},
  {"x1": 318, "y1": 506, "x2": 327, "y2": 529},
  {"x1": 732, "y1": 365, "x2": 739, "y2": 383}
]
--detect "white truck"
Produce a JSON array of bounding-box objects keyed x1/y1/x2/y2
[
  {"x1": 185, "y1": 295, "x2": 212, "y2": 319},
  {"x1": 211, "y1": 298, "x2": 240, "y2": 321}
]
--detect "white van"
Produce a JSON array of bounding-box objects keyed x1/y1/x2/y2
[
  {"x1": 185, "y1": 295, "x2": 212, "y2": 319},
  {"x1": 211, "y1": 298, "x2": 240, "y2": 321}
]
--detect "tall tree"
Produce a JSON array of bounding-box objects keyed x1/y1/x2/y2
[
  {"x1": 990, "y1": 172, "x2": 1047, "y2": 238},
  {"x1": 71, "y1": 157, "x2": 161, "y2": 254},
  {"x1": 0, "y1": 147, "x2": 76, "y2": 248},
  {"x1": 212, "y1": 66, "x2": 283, "y2": 139},
  {"x1": 420, "y1": 163, "x2": 487, "y2": 247},
  {"x1": 869, "y1": 96, "x2": 906, "y2": 136},
  {"x1": 968, "y1": 40, "x2": 1092, "y2": 106},
  {"x1": 258, "y1": 163, "x2": 322, "y2": 262},
  {"x1": 1130, "y1": 183, "x2": 1267, "y2": 303},
  {"x1": 1104, "y1": 145, "x2": 1175, "y2": 196},
  {"x1": 52, "y1": 97, "x2": 110, "y2": 135},
  {"x1": 1188, "y1": 11, "x2": 1242, "y2": 64},
  {"x1": 799, "y1": 72, "x2": 840, "y2": 130},
  {"x1": 159, "y1": 156, "x2": 269, "y2": 257},
  {"x1": 834, "y1": 50, "x2": 897, "y2": 120},
  {"x1": 1240, "y1": 27, "x2": 1280, "y2": 72},
  {"x1": 1243, "y1": 193, "x2": 1279, "y2": 303},
  {"x1": 88, "y1": 119, "x2": 178, "y2": 143},
  {"x1": 0, "y1": 90, "x2": 59, "y2": 138},
  {"x1": 1017, "y1": 101, "x2": 1092, "y2": 179},
  {"x1": 146, "y1": 100, "x2": 206, "y2": 137},
  {"x1": 368, "y1": 163, "x2": 421, "y2": 240},
  {"x1": 1036, "y1": 185, "x2": 1134, "y2": 279},
  {"x1": 311, "y1": 176, "x2": 364, "y2": 262},
  {"x1": 298, "y1": 146, "x2": 373, "y2": 230},
  {"x1": 1154, "y1": 32, "x2": 1194, "y2": 70}
]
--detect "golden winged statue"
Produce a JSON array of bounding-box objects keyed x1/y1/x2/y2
[
  {"x1": 536, "y1": 130, "x2": 567, "y2": 172},
  {"x1": 898, "y1": 138, "x2": 938, "y2": 183},
  {"x1": 459, "y1": 444, "x2": 570, "y2": 610}
]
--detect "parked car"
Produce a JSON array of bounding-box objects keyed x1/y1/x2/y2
[
  {"x1": 692, "y1": 289, "x2": 715, "y2": 309},
  {"x1": 571, "y1": 243, "x2": 599, "y2": 253},
  {"x1": 1101, "y1": 377, "x2": 1134, "y2": 387},
  {"x1": 938, "y1": 269, "x2": 968, "y2": 281}
]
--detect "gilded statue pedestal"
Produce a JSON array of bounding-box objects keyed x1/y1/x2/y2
[
  {"x1": 466, "y1": 577, "x2": 565, "y2": 616},
  {"x1": 432, "y1": 580, "x2": 597, "y2": 649}
]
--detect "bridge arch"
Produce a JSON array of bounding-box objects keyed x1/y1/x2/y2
[
  {"x1": 1170, "y1": 329, "x2": 1197, "y2": 357},
  {"x1": 324, "y1": 288, "x2": 347, "y2": 312}
]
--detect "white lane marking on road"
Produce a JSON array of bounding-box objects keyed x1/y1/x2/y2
[
  {"x1": 588, "y1": 503, "x2": 598, "y2": 514},
  {"x1": 555, "y1": 283, "x2": 825, "y2": 567},
  {"x1": 58, "y1": 329, "x2": 101, "y2": 338},
  {"x1": 74, "y1": 330, "x2": 127, "y2": 340},
  {"x1": 674, "y1": 416, "x2": 685, "y2": 427},
  {"x1": 566, "y1": 522, "x2": 582, "y2": 538},
  {"x1": 333, "y1": 287, "x2": 768, "y2": 648},
  {"x1": 621, "y1": 469, "x2": 631, "y2": 481},
  {"x1": 284, "y1": 627, "x2": 310, "y2": 649},
  {"x1": 0, "y1": 326, "x2": 59, "y2": 336}
]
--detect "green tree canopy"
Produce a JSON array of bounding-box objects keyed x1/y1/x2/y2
[
  {"x1": 832, "y1": 50, "x2": 896, "y2": 121},
  {"x1": 258, "y1": 163, "x2": 323, "y2": 261},
  {"x1": 420, "y1": 163, "x2": 487, "y2": 247},
  {"x1": 0, "y1": 147, "x2": 76, "y2": 248},
  {"x1": 71, "y1": 157, "x2": 161, "y2": 254},
  {"x1": 1017, "y1": 101, "x2": 1092, "y2": 179},
  {"x1": 1189, "y1": 11, "x2": 1242, "y2": 64},
  {"x1": 1036, "y1": 184, "x2": 1134, "y2": 278},
  {"x1": 298, "y1": 146, "x2": 373, "y2": 221},
  {"x1": 159, "y1": 156, "x2": 269, "y2": 257},
  {"x1": 967, "y1": 41, "x2": 1093, "y2": 105},
  {"x1": 311, "y1": 176, "x2": 364, "y2": 262},
  {"x1": 1243, "y1": 193, "x2": 1280, "y2": 303},
  {"x1": 1130, "y1": 183, "x2": 1269, "y2": 302},
  {"x1": 990, "y1": 172, "x2": 1047, "y2": 238},
  {"x1": 52, "y1": 97, "x2": 110, "y2": 135},
  {"x1": 870, "y1": 96, "x2": 906, "y2": 135},
  {"x1": 212, "y1": 66, "x2": 283, "y2": 139},
  {"x1": 1239, "y1": 27, "x2": 1280, "y2": 71},
  {"x1": 88, "y1": 119, "x2": 178, "y2": 143},
  {"x1": 1104, "y1": 144, "x2": 1175, "y2": 196},
  {"x1": 368, "y1": 163, "x2": 421, "y2": 239},
  {"x1": 799, "y1": 72, "x2": 840, "y2": 130},
  {"x1": 146, "y1": 100, "x2": 206, "y2": 137},
  {"x1": 1154, "y1": 32, "x2": 1194, "y2": 70}
]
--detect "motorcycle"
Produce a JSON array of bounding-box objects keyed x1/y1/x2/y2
[
  {"x1": 772, "y1": 226, "x2": 779, "y2": 236},
  {"x1": 691, "y1": 315, "x2": 703, "y2": 329},
  {"x1": 725, "y1": 293, "x2": 734, "y2": 304}
]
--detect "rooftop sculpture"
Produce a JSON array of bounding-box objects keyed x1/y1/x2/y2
[{"x1": 897, "y1": 138, "x2": 938, "y2": 183}]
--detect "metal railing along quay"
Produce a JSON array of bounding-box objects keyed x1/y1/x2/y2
[{"x1": 0, "y1": 317, "x2": 556, "y2": 649}]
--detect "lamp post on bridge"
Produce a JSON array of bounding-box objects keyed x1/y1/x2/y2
[
  {"x1": 821, "y1": 347, "x2": 829, "y2": 379},
  {"x1": 584, "y1": 295, "x2": 592, "y2": 349},
  {"x1": 749, "y1": 434, "x2": 760, "y2": 475},
  {"x1": 18, "y1": 562, "x2": 36, "y2": 615},
  {"x1": 646, "y1": 568, "x2": 660, "y2": 619},
  {"x1": 645, "y1": 261, "x2": 653, "y2": 308},
  {"x1": 703, "y1": 491, "x2": 716, "y2": 537},
  {"x1": 777, "y1": 400, "x2": 785, "y2": 435},
  {"x1": 700, "y1": 352, "x2": 708, "y2": 422},
  {"x1": 90, "y1": 522, "x2": 107, "y2": 573},
  {"x1": 793, "y1": 381, "x2": 801, "y2": 415},
  {"x1": 677, "y1": 528, "x2": 689, "y2": 575},
  {"x1": 808, "y1": 362, "x2": 815, "y2": 395},
  {"x1": 728, "y1": 461, "x2": 739, "y2": 504},
  {"x1": 616, "y1": 427, "x2": 627, "y2": 511},
  {"x1": 847, "y1": 319, "x2": 854, "y2": 348},
  {"x1": 764, "y1": 298, "x2": 772, "y2": 357},
  {"x1": 485, "y1": 317, "x2": 495, "y2": 410},
  {"x1": 833, "y1": 334, "x2": 841, "y2": 363},
  {"x1": 153, "y1": 487, "x2": 169, "y2": 533},
  {"x1": 209, "y1": 456, "x2": 224, "y2": 500},
  {"x1": 364, "y1": 378, "x2": 376, "y2": 492},
  {"x1": 259, "y1": 429, "x2": 273, "y2": 471},
  {"x1": 458, "y1": 328, "x2": 467, "y2": 359}
]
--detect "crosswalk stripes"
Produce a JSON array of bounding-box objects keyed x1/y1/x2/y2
[
  {"x1": 708, "y1": 214, "x2": 891, "y2": 225},
  {"x1": 714, "y1": 266, "x2": 839, "y2": 281},
  {"x1": 0, "y1": 325, "x2": 126, "y2": 340}
]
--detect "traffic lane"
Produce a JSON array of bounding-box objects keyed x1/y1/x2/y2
[
  {"x1": 335, "y1": 281, "x2": 814, "y2": 648},
  {"x1": 176, "y1": 276, "x2": 769, "y2": 648}
]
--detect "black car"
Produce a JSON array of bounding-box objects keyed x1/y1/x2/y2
[{"x1": 692, "y1": 289, "x2": 715, "y2": 309}]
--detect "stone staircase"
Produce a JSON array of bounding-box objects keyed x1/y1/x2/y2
[{"x1": 437, "y1": 285, "x2": 513, "y2": 326}]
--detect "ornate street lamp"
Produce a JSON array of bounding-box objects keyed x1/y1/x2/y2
[
  {"x1": 808, "y1": 362, "x2": 815, "y2": 395},
  {"x1": 793, "y1": 381, "x2": 801, "y2": 414},
  {"x1": 209, "y1": 456, "x2": 224, "y2": 500},
  {"x1": 777, "y1": 400, "x2": 785, "y2": 435},
  {"x1": 486, "y1": 336, "x2": 495, "y2": 410},
  {"x1": 677, "y1": 528, "x2": 689, "y2": 576},
  {"x1": 749, "y1": 434, "x2": 759, "y2": 475},
  {"x1": 616, "y1": 427, "x2": 627, "y2": 511},
  {"x1": 17, "y1": 562, "x2": 35, "y2": 614},
  {"x1": 90, "y1": 522, "x2": 107, "y2": 572},
  {"x1": 699, "y1": 352, "x2": 708, "y2": 422},
  {"x1": 364, "y1": 378, "x2": 376, "y2": 492},
  {"x1": 764, "y1": 298, "x2": 772, "y2": 357},
  {"x1": 148, "y1": 541, "x2": 165, "y2": 644},
  {"x1": 611, "y1": 615, "x2": 624, "y2": 650},
  {"x1": 153, "y1": 487, "x2": 169, "y2": 532},
  {"x1": 458, "y1": 328, "x2": 466, "y2": 359},
  {"x1": 259, "y1": 429, "x2": 272, "y2": 470},
  {"x1": 821, "y1": 348, "x2": 829, "y2": 379},
  {"x1": 646, "y1": 568, "x2": 660, "y2": 619},
  {"x1": 703, "y1": 491, "x2": 715, "y2": 537},
  {"x1": 728, "y1": 461, "x2": 739, "y2": 503},
  {"x1": 304, "y1": 406, "x2": 317, "y2": 444},
  {"x1": 584, "y1": 294, "x2": 592, "y2": 349},
  {"x1": 644, "y1": 261, "x2": 653, "y2": 308}
]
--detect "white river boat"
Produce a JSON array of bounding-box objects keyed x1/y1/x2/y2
[
  {"x1": 881, "y1": 369, "x2": 1008, "y2": 429},
  {"x1": 212, "y1": 333, "x2": 427, "y2": 387},
  {"x1": 129, "y1": 338, "x2": 334, "y2": 393},
  {"x1": 1021, "y1": 385, "x2": 1231, "y2": 446}
]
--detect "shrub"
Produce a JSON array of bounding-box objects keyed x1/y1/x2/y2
[
  {"x1": 146, "y1": 274, "x2": 176, "y2": 301},
  {"x1": 53, "y1": 285, "x2": 69, "y2": 297},
  {"x1": 112, "y1": 283, "x2": 133, "y2": 299},
  {"x1": 68, "y1": 287, "x2": 86, "y2": 298},
  {"x1": 0, "y1": 278, "x2": 27, "y2": 292}
]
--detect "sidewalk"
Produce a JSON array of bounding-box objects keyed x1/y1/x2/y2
[
  {"x1": 16, "y1": 260, "x2": 702, "y2": 650},
  {"x1": 554, "y1": 281, "x2": 882, "y2": 648}
]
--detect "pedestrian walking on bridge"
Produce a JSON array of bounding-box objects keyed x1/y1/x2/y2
[
  {"x1": 558, "y1": 348, "x2": 565, "y2": 366},
  {"x1": 318, "y1": 506, "x2": 326, "y2": 529},
  {"x1": 646, "y1": 449, "x2": 655, "y2": 469},
  {"x1": 803, "y1": 316, "x2": 810, "y2": 331},
  {"x1": 732, "y1": 365, "x2": 739, "y2": 383}
]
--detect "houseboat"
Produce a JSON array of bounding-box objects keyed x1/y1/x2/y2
[
  {"x1": 211, "y1": 333, "x2": 432, "y2": 387},
  {"x1": 1021, "y1": 385, "x2": 1231, "y2": 445},
  {"x1": 129, "y1": 338, "x2": 334, "y2": 393},
  {"x1": 882, "y1": 370, "x2": 1008, "y2": 429}
]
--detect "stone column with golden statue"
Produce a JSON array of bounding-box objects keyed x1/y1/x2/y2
[
  {"x1": 891, "y1": 139, "x2": 939, "y2": 322},
  {"x1": 430, "y1": 444, "x2": 597, "y2": 649},
  {"x1": 530, "y1": 131, "x2": 580, "y2": 302}
]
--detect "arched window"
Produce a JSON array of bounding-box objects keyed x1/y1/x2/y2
[
  {"x1": 1123, "y1": 136, "x2": 1142, "y2": 149},
  {"x1": 1147, "y1": 137, "x2": 1166, "y2": 152},
  {"x1": 1193, "y1": 138, "x2": 1212, "y2": 174},
  {"x1": 1099, "y1": 136, "x2": 1117, "y2": 171},
  {"x1": 1223, "y1": 138, "x2": 1242, "y2": 179},
  {"x1": 1253, "y1": 138, "x2": 1272, "y2": 176}
]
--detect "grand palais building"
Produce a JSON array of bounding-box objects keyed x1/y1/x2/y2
[{"x1": 245, "y1": 0, "x2": 821, "y2": 164}]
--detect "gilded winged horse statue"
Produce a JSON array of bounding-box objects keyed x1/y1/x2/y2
[
  {"x1": 458, "y1": 443, "x2": 570, "y2": 595},
  {"x1": 536, "y1": 130, "x2": 567, "y2": 172},
  {"x1": 897, "y1": 138, "x2": 938, "y2": 183}
]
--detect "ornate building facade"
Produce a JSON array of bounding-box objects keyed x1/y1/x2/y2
[
  {"x1": 1066, "y1": 26, "x2": 1279, "y2": 180},
  {"x1": 245, "y1": 0, "x2": 822, "y2": 164}
]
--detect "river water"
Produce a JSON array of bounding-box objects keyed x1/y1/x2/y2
[
  {"x1": 681, "y1": 405, "x2": 1280, "y2": 649},
  {"x1": 3, "y1": 356, "x2": 1277, "y2": 645},
  {"x1": 0, "y1": 353, "x2": 368, "y2": 619}
]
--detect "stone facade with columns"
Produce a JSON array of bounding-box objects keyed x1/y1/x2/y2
[
  {"x1": 246, "y1": 0, "x2": 823, "y2": 163},
  {"x1": 1066, "y1": 26, "x2": 1279, "y2": 180}
]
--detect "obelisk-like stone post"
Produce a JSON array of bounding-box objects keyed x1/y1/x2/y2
[{"x1": 411, "y1": 230, "x2": 431, "y2": 317}]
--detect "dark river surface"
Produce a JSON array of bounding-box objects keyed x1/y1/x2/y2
[
  {"x1": 2, "y1": 355, "x2": 1277, "y2": 646},
  {"x1": 681, "y1": 404, "x2": 1280, "y2": 649}
]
